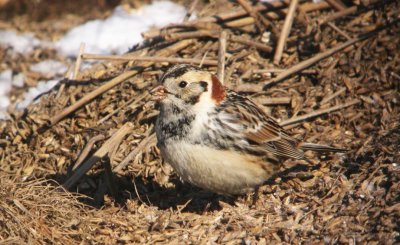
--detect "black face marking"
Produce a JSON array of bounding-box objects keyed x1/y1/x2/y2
[
  {"x1": 161, "y1": 64, "x2": 201, "y2": 83},
  {"x1": 187, "y1": 95, "x2": 200, "y2": 105},
  {"x1": 199, "y1": 81, "x2": 208, "y2": 91}
]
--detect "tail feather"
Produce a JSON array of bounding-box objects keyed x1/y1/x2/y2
[{"x1": 299, "y1": 142, "x2": 348, "y2": 153}]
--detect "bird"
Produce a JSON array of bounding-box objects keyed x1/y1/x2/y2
[{"x1": 152, "y1": 64, "x2": 346, "y2": 195}]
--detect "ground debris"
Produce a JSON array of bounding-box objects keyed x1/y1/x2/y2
[{"x1": 0, "y1": 0, "x2": 399, "y2": 244}]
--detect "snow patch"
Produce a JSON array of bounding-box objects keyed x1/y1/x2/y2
[
  {"x1": 30, "y1": 60, "x2": 68, "y2": 77},
  {"x1": 56, "y1": 1, "x2": 187, "y2": 56},
  {"x1": 0, "y1": 30, "x2": 44, "y2": 54},
  {"x1": 0, "y1": 70, "x2": 13, "y2": 119},
  {"x1": 16, "y1": 80, "x2": 59, "y2": 110}
]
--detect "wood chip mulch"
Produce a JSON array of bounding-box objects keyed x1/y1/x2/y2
[{"x1": 0, "y1": 0, "x2": 399, "y2": 244}]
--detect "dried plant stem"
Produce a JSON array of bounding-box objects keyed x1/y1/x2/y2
[
  {"x1": 254, "y1": 97, "x2": 292, "y2": 105},
  {"x1": 217, "y1": 31, "x2": 228, "y2": 84},
  {"x1": 81, "y1": 54, "x2": 218, "y2": 66},
  {"x1": 273, "y1": 0, "x2": 299, "y2": 65},
  {"x1": 327, "y1": 22, "x2": 352, "y2": 40},
  {"x1": 253, "y1": 68, "x2": 317, "y2": 74},
  {"x1": 325, "y1": 0, "x2": 346, "y2": 11},
  {"x1": 280, "y1": 99, "x2": 360, "y2": 126},
  {"x1": 72, "y1": 134, "x2": 106, "y2": 171},
  {"x1": 50, "y1": 39, "x2": 194, "y2": 126},
  {"x1": 74, "y1": 43, "x2": 85, "y2": 79},
  {"x1": 51, "y1": 70, "x2": 138, "y2": 126},
  {"x1": 114, "y1": 133, "x2": 157, "y2": 172},
  {"x1": 231, "y1": 36, "x2": 272, "y2": 53},
  {"x1": 321, "y1": 87, "x2": 347, "y2": 105},
  {"x1": 97, "y1": 92, "x2": 150, "y2": 125},
  {"x1": 63, "y1": 123, "x2": 133, "y2": 189},
  {"x1": 236, "y1": 0, "x2": 264, "y2": 32},
  {"x1": 266, "y1": 28, "x2": 381, "y2": 86},
  {"x1": 320, "y1": 6, "x2": 357, "y2": 25}
]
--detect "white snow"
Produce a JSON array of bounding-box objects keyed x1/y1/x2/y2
[
  {"x1": 0, "y1": 1, "x2": 187, "y2": 120},
  {"x1": 0, "y1": 30, "x2": 48, "y2": 54},
  {"x1": 30, "y1": 60, "x2": 68, "y2": 77},
  {"x1": 11, "y1": 73, "x2": 25, "y2": 88},
  {"x1": 56, "y1": 1, "x2": 187, "y2": 56},
  {"x1": 0, "y1": 70, "x2": 13, "y2": 119},
  {"x1": 16, "y1": 80, "x2": 59, "y2": 110}
]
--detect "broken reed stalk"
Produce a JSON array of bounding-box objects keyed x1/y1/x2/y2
[
  {"x1": 236, "y1": 0, "x2": 265, "y2": 32},
  {"x1": 49, "y1": 39, "x2": 194, "y2": 126},
  {"x1": 254, "y1": 97, "x2": 291, "y2": 105},
  {"x1": 321, "y1": 87, "x2": 347, "y2": 105},
  {"x1": 253, "y1": 68, "x2": 317, "y2": 75},
  {"x1": 72, "y1": 134, "x2": 106, "y2": 171},
  {"x1": 217, "y1": 31, "x2": 228, "y2": 84},
  {"x1": 327, "y1": 22, "x2": 352, "y2": 40},
  {"x1": 73, "y1": 43, "x2": 85, "y2": 79},
  {"x1": 325, "y1": 0, "x2": 346, "y2": 11},
  {"x1": 273, "y1": 0, "x2": 299, "y2": 65},
  {"x1": 63, "y1": 123, "x2": 133, "y2": 189},
  {"x1": 279, "y1": 99, "x2": 360, "y2": 126},
  {"x1": 319, "y1": 6, "x2": 357, "y2": 25},
  {"x1": 230, "y1": 36, "x2": 273, "y2": 53},
  {"x1": 81, "y1": 54, "x2": 218, "y2": 66}
]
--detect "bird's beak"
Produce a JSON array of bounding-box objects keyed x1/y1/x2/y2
[{"x1": 150, "y1": 85, "x2": 168, "y2": 101}]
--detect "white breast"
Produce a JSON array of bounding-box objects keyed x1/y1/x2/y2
[{"x1": 159, "y1": 140, "x2": 272, "y2": 195}]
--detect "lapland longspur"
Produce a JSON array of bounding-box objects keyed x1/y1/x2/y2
[{"x1": 152, "y1": 64, "x2": 346, "y2": 195}]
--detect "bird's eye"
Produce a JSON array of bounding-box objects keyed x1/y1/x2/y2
[{"x1": 179, "y1": 81, "x2": 188, "y2": 88}]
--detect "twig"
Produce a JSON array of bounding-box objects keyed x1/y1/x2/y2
[
  {"x1": 56, "y1": 65, "x2": 74, "y2": 99},
  {"x1": 114, "y1": 133, "x2": 157, "y2": 172},
  {"x1": 253, "y1": 68, "x2": 317, "y2": 75},
  {"x1": 253, "y1": 97, "x2": 291, "y2": 105},
  {"x1": 321, "y1": 87, "x2": 347, "y2": 105},
  {"x1": 325, "y1": 0, "x2": 346, "y2": 11},
  {"x1": 319, "y1": 6, "x2": 357, "y2": 25},
  {"x1": 97, "y1": 92, "x2": 150, "y2": 125},
  {"x1": 81, "y1": 54, "x2": 218, "y2": 66},
  {"x1": 63, "y1": 123, "x2": 133, "y2": 189},
  {"x1": 231, "y1": 36, "x2": 272, "y2": 53},
  {"x1": 217, "y1": 31, "x2": 228, "y2": 84},
  {"x1": 165, "y1": 30, "x2": 218, "y2": 41},
  {"x1": 273, "y1": 0, "x2": 299, "y2": 65},
  {"x1": 265, "y1": 26, "x2": 385, "y2": 86},
  {"x1": 327, "y1": 22, "x2": 352, "y2": 40},
  {"x1": 72, "y1": 134, "x2": 106, "y2": 171},
  {"x1": 279, "y1": 99, "x2": 360, "y2": 126},
  {"x1": 183, "y1": 0, "x2": 200, "y2": 21},
  {"x1": 236, "y1": 0, "x2": 265, "y2": 32},
  {"x1": 49, "y1": 39, "x2": 194, "y2": 126},
  {"x1": 73, "y1": 43, "x2": 85, "y2": 79},
  {"x1": 51, "y1": 70, "x2": 138, "y2": 126}
]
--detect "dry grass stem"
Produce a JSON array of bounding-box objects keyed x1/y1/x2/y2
[
  {"x1": 217, "y1": 31, "x2": 228, "y2": 84},
  {"x1": 273, "y1": 0, "x2": 299, "y2": 65}
]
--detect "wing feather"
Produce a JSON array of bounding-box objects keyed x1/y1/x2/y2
[{"x1": 218, "y1": 92, "x2": 306, "y2": 160}]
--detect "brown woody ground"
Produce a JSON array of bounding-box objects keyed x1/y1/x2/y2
[{"x1": 0, "y1": 0, "x2": 399, "y2": 244}]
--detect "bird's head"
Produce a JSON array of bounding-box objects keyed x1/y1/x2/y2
[{"x1": 151, "y1": 64, "x2": 226, "y2": 111}]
